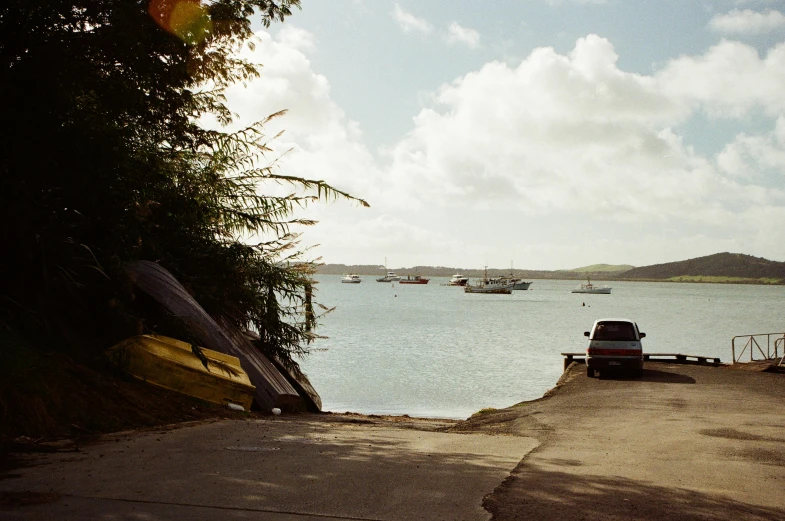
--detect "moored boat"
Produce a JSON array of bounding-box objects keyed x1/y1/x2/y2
[
  {"x1": 464, "y1": 268, "x2": 514, "y2": 294},
  {"x1": 505, "y1": 263, "x2": 532, "y2": 290},
  {"x1": 106, "y1": 334, "x2": 256, "y2": 411},
  {"x1": 376, "y1": 270, "x2": 401, "y2": 282},
  {"x1": 571, "y1": 278, "x2": 611, "y2": 294},
  {"x1": 448, "y1": 273, "x2": 469, "y2": 286},
  {"x1": 508, "y1": 279, "x2": 532, "y2": 290},
  {"x1": 342, "y1": 273, "x2": 362, "y2": 283},
  {"x1": 399, "y1": 275, "x2": 430, "y2": 285}
]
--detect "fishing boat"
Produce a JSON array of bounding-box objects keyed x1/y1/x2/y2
[
  {"x1": 464, "y1": 268, "x2": 514, "y2": 294},
  {"x1": 376, "y1": 270, "x2": 401, "y2": 282},
  {"x1": 106, "y1": 334, "x2": 256, "y2": 411},
  {"x1": 571, "y1": 278, "x2": 612, "y2": 294},
  {"x1": 399, "y1": 275, "x2": 430, "y2": 285},
  {"x1": 376, "y1": 257, "x2": 401, "y2": 282},
  {"x1": 342, "y1": 273, "x2": 362, "y2": 283},
  {"x1": 447, "y1": 273, "x2": 469, "y2": 286},
  {"x1": 505, "y1": 262, "x2": 532, "y2": 290},
  {"x1": 511, "y1": 280, "x2": 532, "y2": 290}
]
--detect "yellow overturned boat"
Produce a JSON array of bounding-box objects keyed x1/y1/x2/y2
[{"x1": 107, "y1": 334, "x2": 255, "y2": 411}]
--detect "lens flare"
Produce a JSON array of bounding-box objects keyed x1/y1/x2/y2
[{"x1": 149, "y1": 0, "x2": 213, "y2": 45}]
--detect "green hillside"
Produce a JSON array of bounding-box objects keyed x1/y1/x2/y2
[
  {"x1": 316, "y1": 253, "x2": 785, "y2": 284},
  {"x1": 618, "y1": 253, "x2": 785, "y2": 284}
]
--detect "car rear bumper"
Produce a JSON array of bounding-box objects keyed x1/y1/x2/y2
[{"x1": 586, "y1": 356, "x2": 644, "y2": 370}]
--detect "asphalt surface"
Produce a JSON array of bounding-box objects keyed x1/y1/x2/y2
[
  {"x1": 461, "y1": 362, "x2": 785, "y2": 520},
  {"x1": 2, "y1": 362, "x2": 784, "y2": 520},
  {"x1": 0, "y1": 415, "x2": 536, "y2": 520}
]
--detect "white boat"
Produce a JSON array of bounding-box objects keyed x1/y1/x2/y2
[
  {"x1": 505, "y1": 263, "x2": 532, "y2": 290},
  {"x1": 376, "y1": 270, "x2": 401, "y2": 282},
  {"x1": 506, "y1": 278, "x2": 532, "y2": 290},
  {"x1": 448, "y1": 273, "x2": 469, "y2": 286},
  {"x1": 342, "y1": 274, "x2": 362, "y2": 283},
  {"x1": 571, "y1": 278, "x2": 611, "y2": 294},
  {"x1": 464, "y1": 268, "x2": 514, "y2": 294}
]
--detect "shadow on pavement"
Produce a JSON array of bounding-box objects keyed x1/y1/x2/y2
[
  {"x1": 485, "y1": 466, "x2": 783, "y2": 521},
  {"x1": 0, "y1": 419, "x2": 531, "y2": 521},
  {"x1": 599, "y1": 369, "x2": 696, "y2": 384}
]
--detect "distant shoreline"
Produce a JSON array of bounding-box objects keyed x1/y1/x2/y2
[{"x1": 315, "y1": 266, "x2": 785, "y2": 285}]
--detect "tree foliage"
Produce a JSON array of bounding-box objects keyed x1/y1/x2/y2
[{"x1": 0, "y1": 0, "x2": 366, "y2": 367}]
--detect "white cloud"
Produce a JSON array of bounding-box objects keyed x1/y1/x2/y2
[
  {"x1": 203, "y1": 28, "x2": 381, "y2": 205},
  {"x1": 657, "y1": 40, "x2": 785, "y2": 119},
  {"x1": 392, "y1": 4, "x2": 432, "y2": 35},
  {"x1": 275, "y1": 25, "x2": 315, "y2": 52},
  {"x1": 716, "y1": 116, "x2": 785, "y2": 184},
  {"x1": 379, "y1": 34, "x2": 785, "y2": 263},
  {"x1": 209, "y1": 28, "x2": 785, "y2": 268},
  {"x1": 709, "y1": 9, "x2": 785, "y2": 34},
  {"x1": 446, "y1": 22, "x2": 481, "y2": 49},
  {"x1": 388, "y1": 36, "x2": 692, "y2": 214}
]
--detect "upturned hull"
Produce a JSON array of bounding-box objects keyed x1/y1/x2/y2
[{"x1": 107, "y1": 334, "x2": 256, "y2": 411}]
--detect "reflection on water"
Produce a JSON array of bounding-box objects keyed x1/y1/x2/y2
[{"x1": 299, "y1": 276, "x2": 785, "y2": 419}]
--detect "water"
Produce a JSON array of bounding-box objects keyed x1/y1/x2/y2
[{"x1": 299, "y1": 275, "x2": 785, "y2": 419}]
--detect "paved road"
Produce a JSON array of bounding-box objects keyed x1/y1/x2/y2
[
  {"x1": 0, "y1": 415, "x2": 537, "y2": 520},
  {"x1": 2, "y1": 362, "x2": 784, "y2": 520},
  {"x1": 459, "y1": 362, "x2": 785, "y2": 520}
]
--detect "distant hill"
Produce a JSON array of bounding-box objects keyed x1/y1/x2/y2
[
  {"x1": 316, "y1": 264, "x2": 631, "y2": 281},
  {"x1": 315, "y1": 253, "x2": 785, "y2": 284},
  {"x1": 618, "y1": 253, "x2": 785, "y2": 284},
  {"x1": 572, "y1": 264, "x2": 635, "y2": 273}
]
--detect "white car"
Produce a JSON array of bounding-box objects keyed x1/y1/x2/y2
[{"x1": 584, "y1": 318, "x2": 646, "y2": 378}]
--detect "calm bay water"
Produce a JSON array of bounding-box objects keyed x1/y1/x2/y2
[{"x1": 299, "y1": 275, "x2": 785, "y2": 419}]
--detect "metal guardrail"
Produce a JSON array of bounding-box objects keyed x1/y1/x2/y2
[
  {"x1": 731, "y1": 332, "x2": 785, "y2": 364},
  {"x1": 561, "y1": 352, "x2": 722, "y2": 371},
  {"x1": 778, "y1": 337, "x2": 785, "y2": 367}
]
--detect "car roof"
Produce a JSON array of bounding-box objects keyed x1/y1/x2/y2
[{"x1": 593, "y1": 318, "x2": 637, "y2": 325}]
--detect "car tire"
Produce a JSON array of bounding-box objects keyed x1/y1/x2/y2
[{"x1": 586, "y1": 366, "x2": 594, "y2": 378}]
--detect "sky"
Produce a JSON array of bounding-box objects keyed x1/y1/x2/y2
[{"x1": 207, "y1": 0, "x2": 785, "y2": 270}]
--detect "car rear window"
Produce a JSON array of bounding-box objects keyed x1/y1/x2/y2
[{"x1": 593, "y1": 321, "x2": 637, "y2": 341}]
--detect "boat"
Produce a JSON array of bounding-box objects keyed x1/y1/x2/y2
[
  {"x1": 505, "y1": 263, "x2": 532, "y2": 290},
  {"x1": 376, "y1": 270, "x2": 401, "y2": 282},
  {"x1": 376, "y1": 258, "x2": 402, "y2": 282},
  {"x1": 464, "y1": 268, "x2": 514, "y2": 294},
  {"x1": 342, "y1": 273, "x2": 362, "y2": 283},
  {"x1": 448, "y1": 273, "x2": 469, "y2": 286},
  {"x1": 123, "y1": 260, "x2": 307, "y2": 413},
  {"x1": 571, "y1": 278, "x2": 612, "y2": 294},
  {"x1": 501, "y1": 276, "x2": 532, "y2": 290},
  {"x1": 399, "y1": 275, "x2": 430, "y2": 285},
  {"x1": 106, "y1": 334, "x2": 256, "y2": 411}
]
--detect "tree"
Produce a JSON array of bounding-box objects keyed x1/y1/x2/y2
[{"x1": 0, "y1": 0, "x2": 366, "y2": 368}]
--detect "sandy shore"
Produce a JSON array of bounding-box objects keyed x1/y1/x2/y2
[{"x1": 1, "y1": 361, "x2": 784, "y2": 520}]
